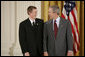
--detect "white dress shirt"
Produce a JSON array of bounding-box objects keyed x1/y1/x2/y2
[
  {"x1": 29, "y1": 18, "x2": 35, "y2": 26},
  {"x1": 53, "y1": 16, "x2": 60, "y2": 30}
]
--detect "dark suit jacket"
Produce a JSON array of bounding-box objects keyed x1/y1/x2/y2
[
  {"x1": 19, "y1": 18, "x2": 44, "y2": 56},
  {"x1": 43, "y1": 17, "x2": 73, "y2": 56}
]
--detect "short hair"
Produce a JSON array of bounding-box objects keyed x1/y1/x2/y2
[
  {"x1": 27, "y1": 6, "x2": 37, "y2": 15},
  {"x1": 49, "y1": 5, "x2": 60, "y2": 15}
]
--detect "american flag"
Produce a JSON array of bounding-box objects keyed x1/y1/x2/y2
[{"x1": 61, "y1": 1, "x2": 80, "y2": 55}]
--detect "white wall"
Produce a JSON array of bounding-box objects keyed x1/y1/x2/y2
[{"x1": 1, "y1": 1, "x2": 41, "y2": 56}]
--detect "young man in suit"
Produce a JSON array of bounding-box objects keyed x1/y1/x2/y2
[
  {"x1": 19, "y1": 6, "x2": 43, "y2": 56},
  {"x1": 43, "y1": 5, "x2": 73, "y2": 56}
]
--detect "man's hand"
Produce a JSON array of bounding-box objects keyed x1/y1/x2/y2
[
  {"x1": 24, "y1": 52, "x2": 30, "y2": 56},
  {"x1": 67, "y1": 51, "x2": 73, "y2": 56},
  {"x1": 44, "y1": 52, "x2": 49, "y2": 56}
]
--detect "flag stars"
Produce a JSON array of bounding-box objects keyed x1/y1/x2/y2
[{"x1": 69, "y1": 3, "x2": 71, "y2": 6}]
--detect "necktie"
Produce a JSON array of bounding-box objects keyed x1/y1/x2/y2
[
  {"x1": 54, "y1": 20, "x2": 58, "y2": 39},
  {"x1": 33, "y1": 22, "x2": 35, "y2": 26}
]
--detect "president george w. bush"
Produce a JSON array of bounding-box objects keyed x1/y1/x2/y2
[{"x1": 43, "y1": 5, "x2": 73, "y2": 56}]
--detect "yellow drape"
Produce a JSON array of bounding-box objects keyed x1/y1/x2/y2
[{"x1": 41, "y1": 1, "x2": 84, "y2": 56}]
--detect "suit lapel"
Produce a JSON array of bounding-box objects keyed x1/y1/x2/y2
[
  {"x1": 27, "y1": 18, "x2": 32, "y2": 26},
  {"x1": 56, "y1": 17, "x2": 64, "y2": 38},
  {"x1": 27, "y1": 18, "x2": 35, "y2": 31},
  {"x1": 49, "y1": 20, "x2": 54, "y2": 32},
  {"x1": 49, "y1": 20, "x2": 55, "y2": 40}
]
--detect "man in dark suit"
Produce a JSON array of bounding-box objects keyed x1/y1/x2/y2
[
  {"x1": 19, "y1": 6, "x2": 43, "y2": 56},
  {"x1": 43, "y1": 5, "x2": 73, "y2": 56}
]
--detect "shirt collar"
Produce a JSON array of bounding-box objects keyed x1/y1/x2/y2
[
  {"x1": 29, "y1": 17, "x2": 35, "y2": 24},
  {"x1": 53, "y1": 16, "x2": 60, "y2": 23}
]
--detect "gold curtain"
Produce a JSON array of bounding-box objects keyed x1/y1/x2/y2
[{"x1": 41, "y1": 1, "x2": 84, "y2": 56}]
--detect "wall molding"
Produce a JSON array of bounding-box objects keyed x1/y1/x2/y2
[{"x1": 1, "y1": 1, "x2": 41, "y2": 56}]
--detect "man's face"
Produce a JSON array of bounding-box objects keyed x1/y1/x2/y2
[
  {"x1": 29, "y1": 9, "x2": 37, "y2": 19},
  {"x1": 48, "y1": 8, "x2": 55, "y2": 19}
]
